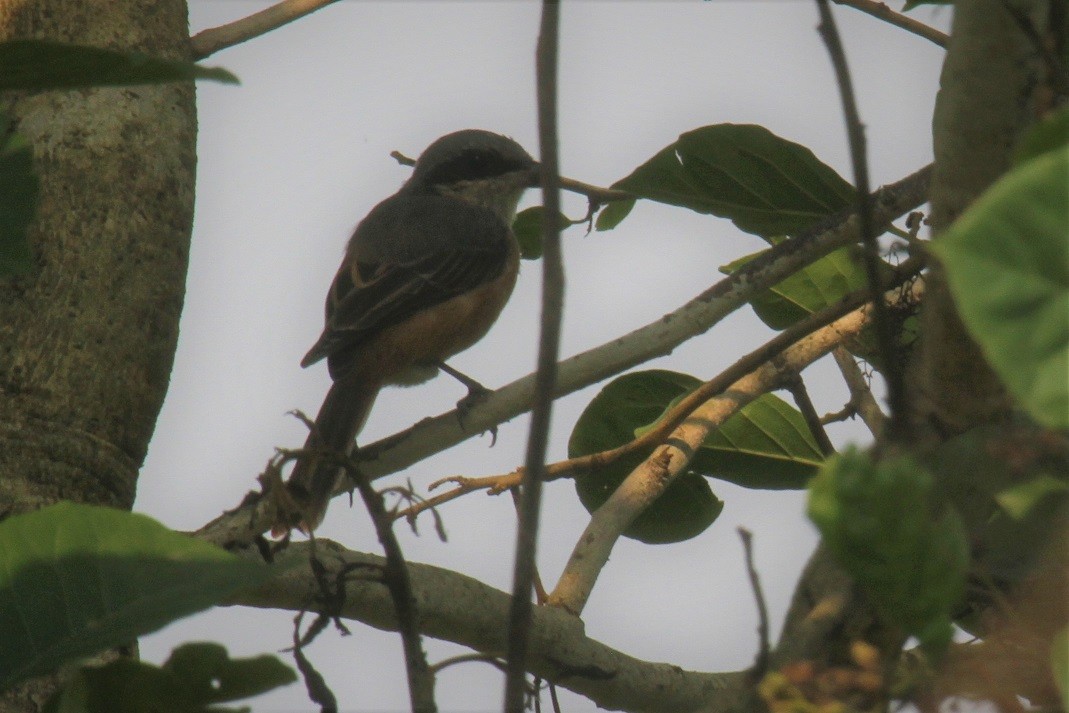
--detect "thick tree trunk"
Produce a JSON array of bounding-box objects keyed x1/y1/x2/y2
[
  {"x1": 0, "y1": 2, "x2": 195, "y2": 710},
  {"x1": 910, "y1": 0, "x2": 1052, "y2": 440}
]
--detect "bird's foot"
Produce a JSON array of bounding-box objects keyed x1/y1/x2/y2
[{"x1": 437, "y1": 362, "x2": 498, "y2": 444}]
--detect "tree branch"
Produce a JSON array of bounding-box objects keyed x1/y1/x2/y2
[
  {"x1": 548, "y1": 281, "x2": 924, "y2": 615},
  {"x1": 830, "y1": 346, "x2": 886, "y2": 438},
  {"x1": 505, "y1": 2, "x2": 562, "y2": 708},
  {"x1": 831, "y1": 0, "x2": 949, "y2": 47},
  {"x1": 232, "y1": 539, "x2": 748, "y2": 713},
  {"x1": 189, "y1": 0, "x2": 342, "y2": 60},
  {"x1": 784, "y1": 372, "x2": 837, "y2": 457},
  {"x1": 913, "y1": 0, "x2": 1049, "y2": 439},
  {"x1": 738, "y1": 528, "x2": 771, "y2": 678},
  {"x1": 345, "y1": 466, "x2": 436, "y2": 711}
]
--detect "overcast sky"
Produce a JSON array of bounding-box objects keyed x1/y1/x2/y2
[{"x1": 135, "y1": 2, "x2": 952, "y2": 710}]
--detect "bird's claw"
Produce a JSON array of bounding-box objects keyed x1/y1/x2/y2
[{"x1": 455, "y1": 385, "x2": 498, "y2": 445}]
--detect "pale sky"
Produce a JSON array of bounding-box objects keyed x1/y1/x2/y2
[{"x1": 135, "y1": 2, "x2": 951, "y2": 710}]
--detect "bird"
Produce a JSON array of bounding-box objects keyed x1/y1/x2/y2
[{"x1": 280, "y1": 129, "x2": 539, "y2": 532}]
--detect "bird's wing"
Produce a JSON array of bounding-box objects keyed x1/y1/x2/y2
[{"x1": 300, "y1": 194, "x2": 512, "y2": 375}]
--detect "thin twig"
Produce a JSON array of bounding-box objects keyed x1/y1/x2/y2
[
  {"x1": 509, "y1": 488, "x2": 550, "y2": 603},
  {"x1": 817, "y1": 0, "x2": 911, "y2": 443},
  {"x1": 783, "y1": 373, "x2": 836, "y2": 456},
  {"x1": 189, "y1": 0, "x2": 342, "y2": 59},
  {"x1": 830, "y1": 345, "x2": 887, "y2": 437},
  {"x1": 832, "y1": 0, "x2": 949, "y2": 47},
  {"x1": 345, "y1": 463, "x2": 436, "y2": 712},
  {"x1": 557, "y1": 175, "x2": 632, "y2": 204},
  {"x1": 504, "y1": 3, "x2": 562, "y2": 711},
  {"x1": 290, "y1": 609, "x2": 339, "y2": 713},
  {"x1": 429, "y1": 653, "x2": 506, "y2": 676},
  {"x1": 737, "y1": 528, "x2": 771, "y2": 678}
]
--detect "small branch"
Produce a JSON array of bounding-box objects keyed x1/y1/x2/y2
[
  {"x1": 189, "y1": 0, "x2": 342, "y2": 60},
  {"x1": 817, "y1": 0, "x2": 911, "y2": 444},
  {"x1": 344, "y1": 463, "x2": 436, "y2": 712},
  {"x1": 510, "y1": 487, "x2": 550, "y2": 604},
  {"x1": 737, "y1": 528, "x2": 771, "y2": 679},
  {"x1": 547, "y1": 281, "x2": 923, "y2": 615},
  {"x1": 504, "y1": 3, "x2": 562, "y2": 711},
  {"x1": 430, "y1": 653, "x2": 506, "y2": 676},
  {"x1": 830, "y1": 346, "x2": 887, "y2": 438},
  {"x1": 557, "y1": 175, "x2": 633, "y2": 205},
  {"x1": 783, "y1": 373, "x2": 836, "y2": 457},
  {"x1": 832, "y1": 0, "x2": 949, "y2": 48}
]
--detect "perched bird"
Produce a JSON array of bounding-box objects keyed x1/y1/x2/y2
[{"x1": 283, "y1": 129, "x2": 538, "y2": 531}]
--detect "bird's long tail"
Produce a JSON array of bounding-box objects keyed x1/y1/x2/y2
[{"x1": 284, "y1": 373, "x2": 379, "y2": 532}]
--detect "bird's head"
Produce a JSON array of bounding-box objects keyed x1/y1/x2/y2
[{"x1": 404, "y1": 129, "x2": 539, "y2": 222}]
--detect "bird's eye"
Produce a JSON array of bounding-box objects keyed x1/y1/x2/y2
[{"x1": 466, "y1": 151, "x2": 489, "y2": 169}]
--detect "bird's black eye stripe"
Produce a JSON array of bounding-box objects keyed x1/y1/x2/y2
[{"x1": 422, "y1": 148, "x2": 529, "y2": 186}]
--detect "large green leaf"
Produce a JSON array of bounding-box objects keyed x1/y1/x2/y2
[
  {"x1": 570, "y1": 371, "x2": 723, "y2": 544},
  {"x1": 808, "y1": 448, "x2": 969, "y2": 654},
  {"x1": 44, "y1": 643, "x2": 295, "y2": 713},
  {"x1": 0, "y1": 115, "x2": 38, "y2": 276},
  {"x1": 0, "y1": 40, "x2": 238, "y2": 90},
  {"x1": 930, "y1": 148, "x2": 1069, "y2": 428},
  {"x1": 570, "y1": 370, "x2": 825, "y2": 543},
  {"x1": 613, "y1": 124, "x2": 855, "y2": 237},
  {"x1": 0, "y1": 503, "x2": 273, "y2": 690},
  {"x1": 689, "y1": 392, "x2": 824, "y2": 488}
]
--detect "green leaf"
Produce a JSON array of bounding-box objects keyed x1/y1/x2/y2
[
  {"x1": 512, "y1": 206, "x2": 546, "y2": 259},
  {"x1": 162, "y1": 643, "x2": 295, "y2": 703},
  {"x1": 570, "y1": 370, "x2": 723, "y2": 544},
  {"x1": 721, "y1": 240, "x2": 870, "y2": 330},
  {"x1": 44, "y1": 644, "x2": 294, "y2": 713},
  {"x1": 0, "y1": 503, "x2": 274, "y2": 690},
  {"x1": 570, "y1": 370, "x2": 825, "y2": 542},
  {"x1": 807, "y1": 448, "x2": 969, "y2": 654},
  {"x1": 929, "y1": 148, "x2": 1069, "y2": 428},
  {"x1": 594, "y1": 197, "x2": 635, "y2": 231},
  {"x1": 718, "y1": 237, "x2": 917, "y2": 370},
  {"x1": 0, "y1": 40, "x2": 238, "y2": 91},
  {"x1": 613, "y1": 124, "x2": 854, "y2": 237},
  {"x1": 995, "y1": 475, "x2": 1069, "y2": 519},
  {"x1": 690, "y1": 393, "x2": 825, "y2": 488},
  {"x1": 0, "y1": 116, "x2": 38, "y2": 276},
  {"x1": 1014, "y1": 106, "x2": 1069, "y2": 165}
]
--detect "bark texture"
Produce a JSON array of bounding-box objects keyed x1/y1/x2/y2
[
  {"x1": 911, "y1": 0, "x2": 1053, "y2": 440},
  {"x1": 0, "y1": 3, "x2": 195, "y2": 710},
  {"x1": 0, "y1": 0, "x2": 195, "y2": 515}
]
